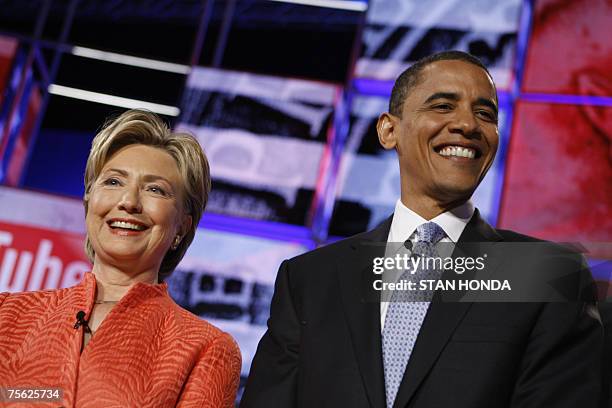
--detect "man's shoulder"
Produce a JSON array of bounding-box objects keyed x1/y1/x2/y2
[
  {"x1": 493, "y1": 227, "x2": 593, "y2": 295},
  {"x1": 494, "y1": 227, "x2": 584, "y2": 256},
  {"x1": 493, "y1": 227, "x2": 546, "y2": 243},
  {"x1": 287, "y1": 228, "x2": 379, "y2": 267}
]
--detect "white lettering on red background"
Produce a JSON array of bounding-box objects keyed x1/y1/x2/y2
[{"x1": 0, "y1": 222, "x2": 91, "y2": 293}]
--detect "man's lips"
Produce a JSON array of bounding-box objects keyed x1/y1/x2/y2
[{"x1": 433, "y1": 142, "x2": 482, "y2": 160}]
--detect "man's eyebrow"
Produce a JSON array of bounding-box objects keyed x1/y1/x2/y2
[
  {"x1": 475, "y1": 97, "x2": 499, "y2": 115},
  {"x1": 424, "y1": 92, "x2": 498, "y2": 115},
  {"x1": 424, "y1": 92, "x2": 459, "y2": 104}
]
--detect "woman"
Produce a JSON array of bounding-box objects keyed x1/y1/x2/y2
[{"x1": 0, "y1": 110, "x2": 241, "y2": 407}]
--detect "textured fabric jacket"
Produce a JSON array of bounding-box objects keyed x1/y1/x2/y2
[{"x1": 0, "y1": 273, "x2": 241, "y2": 407}]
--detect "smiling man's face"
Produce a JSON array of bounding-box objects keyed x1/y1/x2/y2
[{"x1": 378, "y1": 59, "x2": 499, "y2": 214}]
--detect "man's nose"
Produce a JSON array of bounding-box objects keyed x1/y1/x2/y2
[
  {"x1": 448, "y1": 108, "x2": 480, "y2": 137},
  {"x1": 118, "y1": 185, "x2": 142, "y2": 213}
]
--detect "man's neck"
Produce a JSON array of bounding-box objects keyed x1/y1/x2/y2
[{"x1": 400, "y1": 194, "x2": 468, "y2": 220}]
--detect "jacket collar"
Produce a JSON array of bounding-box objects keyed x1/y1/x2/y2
[{"x1": 73, "y1": 272, "x2": 169, "y2": 320}]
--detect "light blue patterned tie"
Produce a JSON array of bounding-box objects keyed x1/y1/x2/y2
[{"x1": 382, "y1": 222, "x2": 446, "y2": 408}]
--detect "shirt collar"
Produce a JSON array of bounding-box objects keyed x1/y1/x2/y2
[{"x1": 388, "y1": 199, "x2": 475, "y2": 243}]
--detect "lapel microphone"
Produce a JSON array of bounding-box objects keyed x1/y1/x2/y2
[{"x1": 74, "y1": 311, "x2": 92, "y2": 333}]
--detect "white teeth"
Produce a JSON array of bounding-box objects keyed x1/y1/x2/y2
[
  {"x1": 109, "y1": 221, "x2": 146, "y2": 231},
  {"x1": 438, "y1": 146, "x2": 476, "y2": 159}
]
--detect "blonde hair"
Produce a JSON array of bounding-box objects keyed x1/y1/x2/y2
[{"x1": 83, "y1": 109, "x2": 211, "y2": 279}]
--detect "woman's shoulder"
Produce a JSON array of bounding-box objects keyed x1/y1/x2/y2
[
  {"x1": 1, "y1": 286, "x2": 73, "y2": 307},
  {"x1": 168, "y1": 301, "x2": 239, "y2": 351},
  {"x1": 171, "y1": 301, "x2": 224, "y2": 336}
]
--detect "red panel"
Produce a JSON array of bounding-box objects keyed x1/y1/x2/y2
[
  {"x1": 6, "y1": 86, "x2": 42, "y2": 186},
  {"x1": 0, "y1": 36, "x2": 18, "y2": 96},
  {"x1": 522, "y1": 0, "x2": 612, "y2": 95},
  {"x1": 499, "y1": 101, "x2": 612, "y2": 258},
  {"x1": 0, "y1": 221, "x2": 91, "y2": 293}
]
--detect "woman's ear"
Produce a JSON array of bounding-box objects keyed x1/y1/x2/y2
[
  {"x1": 180, "y1": 214, "x2": 193, "y2": 239},
  {"x1": 83, "y1": 194, "x2": 90, "y2": 217},
  {"x1": 377, "y1": 112, "x2": 399, "y2": 150}
]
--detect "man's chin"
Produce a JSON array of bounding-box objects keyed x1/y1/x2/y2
[{"x1": 432, "y1": 182, "x2": 478, "y2": 204}]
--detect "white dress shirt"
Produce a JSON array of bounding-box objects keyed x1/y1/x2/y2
[{"x1": 380, "y1": 199, "x2": 475, "y2": 330}]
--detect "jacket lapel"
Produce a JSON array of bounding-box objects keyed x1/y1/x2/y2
[
  {"x1": 336, "y1": 216, "x2": 392, "y2": 408},
  {"x1": 392, "y1": 210, "x2": 503, "y2": 408}
]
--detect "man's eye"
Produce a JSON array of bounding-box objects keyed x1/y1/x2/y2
[
  {"x1": 434, "y1": 104, "x2": 453, "y2": 110},
  {"x1": 476, "y1": 110, "x2": 497, "y2": 121}
]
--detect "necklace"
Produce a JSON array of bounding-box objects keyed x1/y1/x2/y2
[{"x1": 94, "y1": 300, "x2": 119, "y2": 304}]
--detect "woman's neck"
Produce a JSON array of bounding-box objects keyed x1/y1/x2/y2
[{"x1": 91, "y1": 262, "x2": 158, "y2": 301}]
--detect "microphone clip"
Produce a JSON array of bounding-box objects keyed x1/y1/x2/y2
[{"x1": 74, "y1": 311, "x2": 92, "y2": 333}]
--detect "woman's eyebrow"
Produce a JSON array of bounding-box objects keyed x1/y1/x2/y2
[
  {"x1": 104, "y1": 168, "x2": 128, "y2": 176},
  {"x1": 142, "y1": 174, "x2": 174, "y2": 186},
  {"x1": 103, "y1": 169, "x2": 175, "y2": 188}
]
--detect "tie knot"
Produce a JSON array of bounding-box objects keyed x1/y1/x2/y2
[{"x1": 415, "y1": 222, "x2": 446, "y2": 244}]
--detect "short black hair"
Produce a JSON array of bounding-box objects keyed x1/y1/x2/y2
[{"x1": 388, "y1": 50, "x2": 495, "y2": 117}]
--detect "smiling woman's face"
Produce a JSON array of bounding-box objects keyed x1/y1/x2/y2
[{"x1": 86, "y1": 144, "x2": 191, "y2": 274}]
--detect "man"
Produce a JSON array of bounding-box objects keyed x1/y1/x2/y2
[{"x1": 240, "y1": 51, "x2": 603, "y2": 408}]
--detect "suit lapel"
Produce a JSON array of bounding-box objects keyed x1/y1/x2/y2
[
  {"x1": 392, "y1": 210, "x2": 503, "y2": 408},
  {"x1": 336, "y1": 216, "x2": 392, "y2": 408}
]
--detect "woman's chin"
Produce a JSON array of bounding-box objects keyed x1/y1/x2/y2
[{"x1": 95, "y1": 248, "x2": 148, "y2": 266}]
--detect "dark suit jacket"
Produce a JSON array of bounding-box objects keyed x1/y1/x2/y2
[
  {"x1": 600, "y1": 302, "x2": 612, "y2": 408},
  {"x1": 241, "y1": 211, "x2": 604, "y2": 408}
]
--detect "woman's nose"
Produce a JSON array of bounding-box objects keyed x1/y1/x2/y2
[{"x1": 117, "y1": 186, "x2": 142, "y2": 213}]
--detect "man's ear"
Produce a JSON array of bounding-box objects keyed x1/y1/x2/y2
[{"x1": 377, "y1": 112, "x2": 399, "y2": 150}]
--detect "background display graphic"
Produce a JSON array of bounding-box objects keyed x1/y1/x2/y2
[{"x1": 0, "y1": 0, "x2": 611, "y2": 401}]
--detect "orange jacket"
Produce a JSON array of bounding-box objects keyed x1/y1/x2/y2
[{"x1": 0, "y1": 273, "x2": 241, "y2": 407}]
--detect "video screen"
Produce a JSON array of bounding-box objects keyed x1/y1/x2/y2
[
  {"x1": 499, "y1": 101, "x2": 612, "y2": 259},
  {"x1": 357, "y1": 0, "x2": 521, "y2": 90},
  {"x1": 522, "y1": 0, "x2": 612, "y2": 95},
  {"x1": 178, "y1": 67, "x2": 339, "y2": 226}
]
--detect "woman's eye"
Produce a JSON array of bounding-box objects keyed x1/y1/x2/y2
[
  {"x1": 103, "y1": 177, "x2": 121, "y2": 186},
  {"x1": 148, "y1": 185, "x2": 167, "y2": 196}
]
